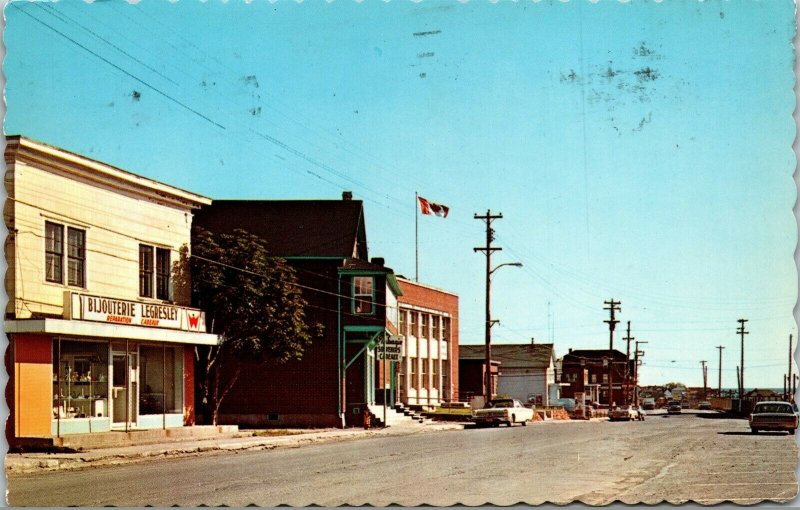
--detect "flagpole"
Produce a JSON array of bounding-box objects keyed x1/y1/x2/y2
[{"x1": 415, "y1": 191, "x2": 419, "y2": 282}]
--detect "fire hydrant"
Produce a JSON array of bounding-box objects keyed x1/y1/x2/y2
[{"x1": 362, "y1": 408, "x2": 371, "y2": 429}]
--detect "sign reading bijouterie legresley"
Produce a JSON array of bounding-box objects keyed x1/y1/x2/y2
[{"x1": 69, "y1": 293, "x2": 206, "y2": 332}]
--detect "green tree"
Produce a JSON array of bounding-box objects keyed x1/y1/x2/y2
[{"x1": 179, "y1": 227, "x2": 321, "y2": 425}]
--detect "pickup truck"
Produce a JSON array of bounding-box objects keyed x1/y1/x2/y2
[
  {"x1": 749, "y1": 401, "x2": 798, "y2": 435},
  {"x1": 473, "y1": 398, "x2": 534, "y2": 427}
]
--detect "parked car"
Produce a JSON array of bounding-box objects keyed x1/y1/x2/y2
[
  {"x1": 749, "y1": 401, "x2": 798, "y2": 435},
  {"x1": 609, "y1": 405, "x2": 639, "y2": 422},
  {"x1": 642, "y1": 398, "x2": 656, "y2": 410},
  {"x1": 473, "y1": 398, "x2": 534, "y2": 427},
  {"x1": 667, "y1": 401, "x2": 682, "y2": 414},
  {"x1": 698, "y1": 401, "x2": 712, "y2": 410}
]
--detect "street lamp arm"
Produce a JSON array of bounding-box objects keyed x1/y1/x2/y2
[{"x1": 489, "y1": 262, "x2": 523, "y2": 275}]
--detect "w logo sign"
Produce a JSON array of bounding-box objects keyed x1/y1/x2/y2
[{"x1": 187, "y1": 313, "x2": 200, "y2": 329}]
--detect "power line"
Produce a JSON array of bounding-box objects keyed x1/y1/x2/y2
[{"x1": 11, "y1": 3, "x2": 226, "y2": 130}]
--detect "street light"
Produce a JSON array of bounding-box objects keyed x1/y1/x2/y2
[
  {"x1": 483, "y1": 261, "x2": 523, "y2": 403},
  {"x1": 490, "y1": 262, "x2": 523, "y2": 275}
]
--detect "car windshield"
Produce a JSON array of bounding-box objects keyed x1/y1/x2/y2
[
  {"x1": 489, "y1": 400, "x2": 514, "y2": 408},
  {"x1": 755, "y1": 403, "x2": 793, "y2": 414}
]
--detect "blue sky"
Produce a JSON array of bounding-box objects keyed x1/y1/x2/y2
[{"x1": 5, "y1": 0, "x2": 796, "y2": 388}]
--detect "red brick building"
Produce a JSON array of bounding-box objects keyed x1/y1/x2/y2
[
  {"x1": 392, "y1": 278, "x2": 459, "y2": 408},
  {"x1": 559, "y1": 349, "x2": 634, "y2": 406}
]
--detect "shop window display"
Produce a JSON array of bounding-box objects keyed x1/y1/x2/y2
[
  {"x1": 53, "y1": 341, "x2": 108, "y2": 419},
  {"x1": 139, "y1": 345, "x2": 183, "y2": 415}
]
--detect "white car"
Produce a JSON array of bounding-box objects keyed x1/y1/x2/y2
[
  {"x1": 609, "y1": 405, "x2": 640, "y2": 421},
  {"x1": 473, "y1": 398, "x2": 534, "y2": 427}
]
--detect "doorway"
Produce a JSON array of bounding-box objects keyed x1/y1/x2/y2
[{"x1": 111, "y1": 350, "x2": 138, "y2": 429}]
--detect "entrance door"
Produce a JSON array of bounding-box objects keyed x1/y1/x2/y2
[
  {"x1": 365, "y1": 349, "x2": 376, "y2": 405},
  {"x1": 112, "y1": 351, "x2": 138, "y2": 428}
]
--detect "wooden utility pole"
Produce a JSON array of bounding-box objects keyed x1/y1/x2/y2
[
  {"x1": 716, "y1": 345, "x2": 725, "y2": 397},
  {"x1": 474, "y1": 210, "x2": 502, "y2": 403},
  {"x1": 788, "y1": 334, "x2": 793, "y2": 400},
  {"x1": 737, "y1": 319, "x2": 749, "y2": 399},
  {"x1": 736, "y1": 365, "x2": 743, "y2": 413},
  {"x1": 700, "y1": 360, "x2": 708, "y2": 399},
  {"x1": 623, "y1": 321, "x2": 634, "y2": 405},
  {"x1": 604, "y1": 300, "x2": 621, "y2": 407},
  {"x1": 634, "y1": 340, "x2": 647, "y2": 406}
]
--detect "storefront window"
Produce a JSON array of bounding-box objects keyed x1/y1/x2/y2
[
  {"x1": 139, "y1": 345, "x2": 183, "y2": 414},
  {"x1": 53, "y1": 340, "x2": 109, "y2": 419}
]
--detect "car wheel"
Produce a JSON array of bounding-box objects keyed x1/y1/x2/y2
[
  {"x1": 751, "y1": 428, "x2": 758, "y2": 434},
  {"x1": 491, "y1": 421, "x2": 499, "y2": 428},
  {"x1": 790, "y1": 429, "x2": 796, "y2": 435},
  {"x1": 522, "y1": 420, "x2": 527, "y2": 426}
]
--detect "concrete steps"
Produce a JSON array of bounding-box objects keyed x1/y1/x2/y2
[
  {"x1": 393, "y1": 404, "x2": 435, "y2": 424},
  {"x1": 367, "y1": 405, "x2": 417, "y2": 426}
]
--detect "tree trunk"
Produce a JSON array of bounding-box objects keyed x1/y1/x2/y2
[{"x1": 211, "y1": 363, "x2": 241, "y2": 426}]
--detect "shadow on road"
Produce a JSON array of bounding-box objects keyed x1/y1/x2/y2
[
  {"x1": 717, "y1": 431, "x2": 791, "y2": 436},
  {"x1": 694, "y1": 412, "x2": 746, "y2": 420}
]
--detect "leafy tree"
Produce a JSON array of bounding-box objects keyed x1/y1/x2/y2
[{"x1": 177, "y1": 227, "x2": 322, "y2": 425}]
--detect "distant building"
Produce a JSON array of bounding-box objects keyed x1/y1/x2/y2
[
  {"x1": 460, "y1": 343, "x2": 556, "y2": 405},
  {"x1": 458, "y1": 350, "x2": 500, "y2": 404},
  {"x1": 559, "y1": 348, "x2": 634, "y2": 406},
  {"x1": 395, "y1": 278, "x2": 459, "y2": 408},
  {"x1": 5, "y1": 136, "x2": 218, "y2": 444}
]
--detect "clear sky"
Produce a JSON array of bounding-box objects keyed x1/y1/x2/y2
[{"x1": 4, "y1": 0, "x2": 796, "y2": 388}]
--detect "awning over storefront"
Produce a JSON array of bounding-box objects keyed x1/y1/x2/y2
[{"x1": 5, "y1": 319, "x2": 219, "y2": 345}]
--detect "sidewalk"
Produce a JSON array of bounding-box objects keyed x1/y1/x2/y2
[{"x1": 5, "y1": 422, "x2": 464, "y2": 475}]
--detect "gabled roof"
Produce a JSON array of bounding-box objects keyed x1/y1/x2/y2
[
  {"x1": 460, "y1": 343, "x2": 555, "y2": 369},
  {"x1": 193, "y1": 199, "x2": 367, "y2": 258}
]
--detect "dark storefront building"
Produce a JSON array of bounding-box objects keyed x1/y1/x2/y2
[{"x1": 193, "y1": 194, "x2": 402, "y2": 427}]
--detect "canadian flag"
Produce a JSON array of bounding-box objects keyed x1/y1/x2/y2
[{"x1": 418, "y1": 196, "x2": 449, "y2": 218}]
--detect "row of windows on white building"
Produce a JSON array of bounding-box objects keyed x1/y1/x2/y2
[{"x1": 44, "y1": 220, "x2": 173, "y2": 301}]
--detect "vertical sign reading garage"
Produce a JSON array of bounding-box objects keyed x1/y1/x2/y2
[{"x1": 70, "y1": 293, "x2": 206, "y2": 332}]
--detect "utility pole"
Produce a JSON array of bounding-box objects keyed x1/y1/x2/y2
[
  {"x1": 634, "y1": 340, "x2": 647, "y2": 406},
  {"x1": 474, "y1": 210, "x2": 503, "y2": 403},
  {"x1": 716, "y1": 345, "x2": 725, "y2": 398},
  {"x1": 737, "y1": 319, "x2": 749, "y2": 401},
  {"x1": 736, "y1": 365, "x2": 741, "y2": 407},
  {"x1": 700, "y1": 360, "x2": 707, "y2": 399},
  {"x1": 788, "y1": 334, "x2": 793, "y2": 400},
  {"x1": 604, "y1": 299, "x2": 621, "y2": 407},
  {"x1": 623, "y1": 321, "x2": 634, "y2": 405}
]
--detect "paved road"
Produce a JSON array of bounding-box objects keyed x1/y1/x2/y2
[{"x1": 8, "y1": 410, "x2": 798, "y2": 506}]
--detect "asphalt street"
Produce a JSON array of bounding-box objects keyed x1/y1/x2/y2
[{"x1": 8, "y1": 410, "x2": 798, "y2": 506}]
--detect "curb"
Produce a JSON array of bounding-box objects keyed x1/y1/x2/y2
[{"x1": 6, "y1": 423, "x2": 464, "y2": 475}]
